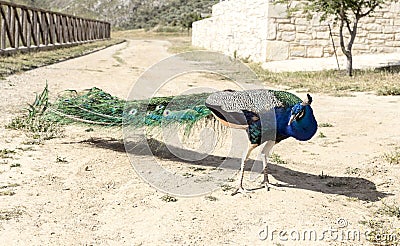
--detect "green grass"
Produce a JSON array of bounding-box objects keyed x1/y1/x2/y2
[
  {"x1": 0, "y1": 208, "x2": 23, "y2": 220},
  {"x1": 10, "y1": 163, "x2": 21, "y2": 168},
  {"x1": 6, "y1": 84, "x2": 64, "y2": 142},
  {"x1": 318, "y1": 123, "x2": 334, "y2": 127},
  {"x1": 0, "y1": 183, "x2": 19, "y2": 189},
  {"x1": 383, "y1": 150, "x2": 400, "y2": 165},
  {"x1": 204, "y1": 195, "x2": 217, "y2": 201},
  {"x1": 221, "y1": 184, "x2": 234, "y2": 191},
  {"x1": 161, "y1": 194, "x2": 178, "y2": 202},
  {"x1": 0, "y1": 39, "x2": 124, "y2": 80},
  {"x1": 270, "y1": 153, "x2": 287, "y2": 165},
  {"x1": 0, "y1": 149, "x2": 16, "y2": 159},
  {"x1": 0, "y1": 190, "x2": 16, "y2": 196},
  {"x1": 345, "y1": 167, "x2": 360, "y2": 175},
  {"x1": 56, "y1": 156, "x2": 68, "y2": 163},
  {"x1": 378, "y1": 201, "x2": 400, "y2": 219}
]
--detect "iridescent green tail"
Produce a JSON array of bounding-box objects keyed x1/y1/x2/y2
[{"x1": 49, "y1": 87, "x2": 213, "y2": 131}]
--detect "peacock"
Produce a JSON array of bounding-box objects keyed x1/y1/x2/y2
[{"x1": 50, "y1": 87, "x2": 318, "y2": 195}]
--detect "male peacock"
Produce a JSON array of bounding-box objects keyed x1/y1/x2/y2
[
  {"x1": 51, "y1": 87, "x2": 318, "y2": 195},
  {"x1": 205, "y1": 89, "x2": 317, "y2": 195}
]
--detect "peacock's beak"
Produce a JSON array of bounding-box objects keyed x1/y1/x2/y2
[{"x1": 288, "y1": 114, "x2": 296, "y2": 125}]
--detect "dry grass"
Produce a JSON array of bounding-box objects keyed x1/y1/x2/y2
[
  {"x1": 113, "y1": 29, "x2": 203, "y2": 54},
  {"x1": 0, "y1": 208, "x2": 23, "y2": 220},
  {"x1": 0, "y1": 39, "x2": 124, "y2": 80},
  {"x1": 250, "y1": 63, "x2": 400, "y2": 95},
  {"x1": 360, "y1": 200, "x2": 400, "y2": 245},
  {"x1": 383, "y1": 149, "x2": 400, "y2": 165}
]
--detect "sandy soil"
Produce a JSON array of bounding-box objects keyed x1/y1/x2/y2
[{"x1": 0, "y1": 39, "x2": 399, "y2": 246}]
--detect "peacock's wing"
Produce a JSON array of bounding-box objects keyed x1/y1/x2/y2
[{"x1": 205, "y1": 89, "x2": 298, "y2": 127}]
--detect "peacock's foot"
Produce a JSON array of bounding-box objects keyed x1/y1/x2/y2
[
  {"x1": 260, "y1": 181, "x2": 286, "y2": 192},
  {"x1": 231, "y1": 187, "x2": 253, "y2": 197}
]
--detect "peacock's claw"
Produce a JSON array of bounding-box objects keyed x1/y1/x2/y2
[
  {"x1": 231, "y1": 187, "x2": 253, "y2": 197},
  {"x1": 260, "y1": 181, "x2": 286, "y2": 192}
]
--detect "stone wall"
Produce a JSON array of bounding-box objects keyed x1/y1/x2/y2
[
  {"x1": 192, "y1": 0, "x2": 269, "y2": 62},
  {"x1": 192, "y1": 0, "x2": 400, "y2": 62}
]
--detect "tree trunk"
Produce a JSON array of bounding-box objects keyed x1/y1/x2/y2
[{"x1": 346, "y1": 52, "x2": 353, "y2": 76}]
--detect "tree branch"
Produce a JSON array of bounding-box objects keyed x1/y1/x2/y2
[{"x1": 360, "y1": 3, "x2": 380, "y2": 17}]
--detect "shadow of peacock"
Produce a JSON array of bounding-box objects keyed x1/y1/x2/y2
[{"x1": 74, "y1": 137, "x2": 389, "y2": 202}]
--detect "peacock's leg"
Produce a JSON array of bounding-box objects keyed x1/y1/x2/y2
[
  {"x1": 260, "y1": 141, "x2": 275, "y2": 190},
  {"x1": 231, "y1": 143, "x2": 258, "y2": 196},
  {"x1": 261, "y1": 141, "x2": 285, "y2": 191}
]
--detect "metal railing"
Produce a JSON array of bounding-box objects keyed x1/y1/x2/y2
[{"x1": 0, "y1": 0, "x2": 111, "y2": 55}]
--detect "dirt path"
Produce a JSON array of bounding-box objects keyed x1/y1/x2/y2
[{"x1": 0, "y1": 39, "x2": 399, "y2": 245}]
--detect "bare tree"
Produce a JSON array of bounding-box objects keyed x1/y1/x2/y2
[{"x1": 277, "y1": 0, "x2": 393, "y2": 76}]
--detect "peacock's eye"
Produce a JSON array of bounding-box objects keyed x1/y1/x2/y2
[
  {"x1": 129, "y1": 108, "x2": 138, "y2": 115},
  {"x1": 163, "y1": 110, "x2": 170, "y2": 116},
  {"x1": 296, "y1": 110, "x2": 305, "y2": 120},
  {"x1": 155, "y1": 105, "x2": 164, "y2": 111}
]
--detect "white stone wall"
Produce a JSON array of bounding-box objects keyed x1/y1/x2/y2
[
  {"x1": 192, "y1": 0, "x2": 400, "y2": 62},
  {"x1": 192, "y1": 0, "x2": 269, "y2": 62}
]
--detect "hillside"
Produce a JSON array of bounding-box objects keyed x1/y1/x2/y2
[{"x1": 4, "y1": 0, "x2": 218, "y2": 29}]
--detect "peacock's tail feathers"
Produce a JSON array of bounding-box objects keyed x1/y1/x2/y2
[{"x1": 49, "y1": 88, "x2": 214, "y2": 134}]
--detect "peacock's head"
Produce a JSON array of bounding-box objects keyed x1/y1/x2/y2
[
  {"x1": 285, "y1": 94, "x2": 317, "y2": 141},
  {"x1": 288, "y1": 94, "x2": 313, "y2": 126}
]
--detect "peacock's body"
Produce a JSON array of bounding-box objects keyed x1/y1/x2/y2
[{"x1": 51, "y1": 87, "x2": 318, "y2": 195}]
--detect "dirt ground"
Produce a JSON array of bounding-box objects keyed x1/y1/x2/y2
[{"x1": 0, "y1": 38, "x2": 399, "y2": 246}]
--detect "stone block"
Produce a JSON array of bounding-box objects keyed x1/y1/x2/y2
[
  {"x1": 307, "y1": 47, "x2": 324, "y2": 58},
  {"x1": 383, "y1": 25, "x2": 396, "y2": 33},
  {"x1": 267, "y1": 20, "x2": 277, "y2": 40},
  {"x1": 268, "y1": 3, "x2": 288, "y2": 18},
  {"x1": 316, "y1": 31, "x2": 330, "y2": 39},
  {"x1": 295, "y1": 18, "x2": 310, "y2": 26},
  {"x1": 279, "y1": 24, "x2": 296, "y2": 31},
  {"x1": 266, "y1": 41, "x2": 289, "y2": 61},
  {"x1": 296, "y1": 33, "x2": 311, "y2": 41},
  {"x1": 299, "y1": 39, "x2": 316, "y2": 46},
  {"x1": 394, "y1": 19, "x2": 400, "y2": 26},
  {"x1": 296, "y1": 25, "x2": 308, "y2": 32},
  {"x1": 290, "y1": 46, "x2": 306, "y2": 57},
  {"x1": 385, "y1": 40, "x2": 400, "y2": 47},
  {"x1": 281, "y1": 32, "x2": 296, "y2": 42},
  {"x1": 364, "y1": 23, "x2": 382, "y2": 32},
  {"x1": 276, "y1": 18, "x2": 292, "y2": 24}
]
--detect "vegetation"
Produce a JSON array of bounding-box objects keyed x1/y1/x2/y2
[
  {"x1": 277, "y1": 0, "x2": 394, "y2": 76},
  {"x1": 161, "y1": 194, "x2": 178, "y2": 202},
  {"x1": 0, "y1": 39, "x2": 123, "y2": 80},
  {"x1": 0, "y1": 208, "x2": 23, "y2": 220},
  {"x1": 270, "y1": 153, "x2": 287, "y2": 165},
  {"x1": 7, "y1": 84, "x2": 64, "y2": 142},
  {"x1": 361, "y1": 200, "x2": 400, "y2": 245},
  {"x1": 4, "y1": 0, "x2": 217, "y2": 30},
  {"x1": 383, "y1": 149, "x2": 400, "y2": 165},
  {"x1": 250, "y1": 63, "x2": 400, "y2": 95}
]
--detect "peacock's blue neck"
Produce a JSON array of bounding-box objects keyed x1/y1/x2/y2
[
  {"x1": 275, "y1": 106, "x2": 317, "y2": 142},
  {"x1": 246, "y1": 106, "x2": 318, "y2": 145}
]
